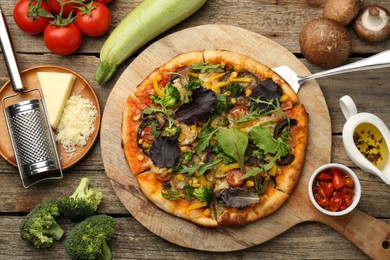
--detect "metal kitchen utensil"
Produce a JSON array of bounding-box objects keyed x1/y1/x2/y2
[
  {"x1": 273, "y1": 50, "x2": 390, "y2": 93},
  {"x1": 0, "y1": 6, "x2": 62, "y2": 188}
]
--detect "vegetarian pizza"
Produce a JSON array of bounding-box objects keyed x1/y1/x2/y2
[{"x1": 122, "y1": 50, "x2": 308, "y2": 227}]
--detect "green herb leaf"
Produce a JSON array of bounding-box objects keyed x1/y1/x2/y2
[
  {"x1": 190, "y1": 63, "x2": 225, "y2": 73},
  {"x1": 195, "y1": 121, "x2": 217, "y2": 155},
  {"x1": 179, "y1": 159, "x2": 222, "y2": 177},
  {"x1": 250, "y1": 127, "x2": 279, "y2": 154},
  {"x1": 216, "y1": 128, "x2": 248, "y2": 169}
]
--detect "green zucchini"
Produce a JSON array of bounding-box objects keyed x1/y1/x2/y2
[{"x1": 95, "y1": 0, "x2": 207, "y2": 85}]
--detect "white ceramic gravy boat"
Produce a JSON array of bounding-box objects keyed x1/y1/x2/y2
[{"x1": 340, "y1": 95, "x2": 390, "y2": 185}]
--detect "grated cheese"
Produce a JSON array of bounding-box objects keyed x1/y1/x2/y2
[{"x1": 56, "y1": 95, "x2": 98, "y2": 158}]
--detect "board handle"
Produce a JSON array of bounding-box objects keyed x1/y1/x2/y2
[{"x1": 318, "y1": 209, "x2": 390, "y2": 259}]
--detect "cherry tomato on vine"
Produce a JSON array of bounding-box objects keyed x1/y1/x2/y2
[
  {"x1": 226, "y1": 169, "x2": 245, "y2": 187},
  {"x1": 97, "y1": 0, "x2": 114, "y2": 4},
  {"x1": 75, "y1": 2, "x2": 111, "y2": 37},
  {"x1": 13, "y1": 0, "x2": 53, "y2": 35},
  {"x1": 43, "y1": 22, "x2": 82, "y2": 55},
  {"x1": 47, "y1": 0, "x2": 81, "y2": 16}
]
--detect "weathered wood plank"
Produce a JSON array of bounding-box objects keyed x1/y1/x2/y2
[
  {"x1": 0, "y1": 216, "x2": 380, "y2": 259},
  {"x1": 1, "y1": 0, "x2": 389, "y2": 55}
]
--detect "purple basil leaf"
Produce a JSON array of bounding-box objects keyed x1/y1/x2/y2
[
  {"x1": 150, "y1": 136, "x2": 180, "y2": 168},
  {"x1": 175, "y1": 87, "x2": 216, "y2": 125}
]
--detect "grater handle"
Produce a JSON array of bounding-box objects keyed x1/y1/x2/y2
[{"x1": 0, "y1": 6, "x2": 25, "y2": 92}]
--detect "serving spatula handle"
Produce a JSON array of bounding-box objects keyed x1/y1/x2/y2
[
  {"x1": 301, "y1": 50, "x2": 390, "y2": 84},
  {"x1": 0, "y1": 6, "x2": 25, "y2": 92}
]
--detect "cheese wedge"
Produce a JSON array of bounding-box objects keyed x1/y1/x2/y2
[{"x1": 37, "y1": 72, "x2": 76, "y2": 129}]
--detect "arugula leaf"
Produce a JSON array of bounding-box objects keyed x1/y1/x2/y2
[
  {"x1": 178, "y1": 159, "x2": 222, "y2": 177},
  {"x1": 195, "y1": 120, "x2": 217, "y2": 155},
  {"x1": 216, "y1": 128, "x2": 248, "y2": 169},
  {"x1": 190, "y1": 63, "x2": 225, "y2": 73},
  {"x1": 250, "y1": 127, "x2": 279, "y2": 154},
  {"x1": 150, "y1": 121, "x2": 161, "y2": 138}
]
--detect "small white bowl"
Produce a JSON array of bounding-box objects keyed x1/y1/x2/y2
[{"x1": 308, "y1": 163, "x2": 361, "y2": 216}]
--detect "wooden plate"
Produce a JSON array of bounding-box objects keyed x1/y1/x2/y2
[
  {"x1": 0, "y1": 65, "x2": 101, "y2": 170},
  {"x1": 101, "y1": 25, "x2": 390, "y2": 258}
]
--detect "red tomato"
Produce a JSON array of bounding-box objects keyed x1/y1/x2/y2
[
  {"x1": 344, "y1": 177, "x2": 355, "y2": 188},
  {"x1": 226, "y1": 169, "x2": 245, "y2": 187},
  {"x1": 229, "y1": 105, "x2": 249, "y2": 120},
  {"x1": 329, "y1": 197, "x2": 342, "y2": 212},
  {"x1": 316, "y1": 186, "x2": 327, "y2": 198},
  {"x1": 13, "y1": 0, "x2": 53, "y2": 35},
  {"x1": 43, "y1": 23, "x2": 82, "y2": 55},
  {"x1": 323, "y1": 182, "x2": 334, "y2": 198},
  {"x1": 332, "y1": 170, "x2": 345, "y2": 190},
  {"x1": 97, "y1": 0, "x2": 114, "y2": 4},
  {"x1": 47, "y1": 0, "x2": 81, "y2": 16},
  {"x1": 316, "y1": 172, "x2": 333, "y2": 181},
  {"x1": 155, "y1": 173, "x2": 172, "y2": 183},
  {"x1": 75, "y1": 2, "x2": 111, "y2": 37},
  {"x1": 316, "y1": 197, "x2": 329, "y2": 207}
]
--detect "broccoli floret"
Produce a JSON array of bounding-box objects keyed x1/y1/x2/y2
[
  {"x1": 215, "y1": 93, "x2": 233, "y2": 114},
  {"x1": 186, "y1": 75, "x2": 203, "y2": 90},
  {"x1": 65, "y1": 214, "x2": 117, "y2": 260},
  {"x1": 226, "y1": 83, "x2": 245, "y2": 97},
  {"x1": 193, "y1": 186, "x2": 213, "y2": 203},
  {"x1": 20, "y1": 200, "x2": 64, "y2": 249},
  {"x1": 150, "y1": 84, "x2": 180, "y2": 108},
  {"x1": 58, "y1": 177, "x2": 102, "y2": 221},
  {"x1": 161, "y1": 125, "x2": 181, "y2": 140}
]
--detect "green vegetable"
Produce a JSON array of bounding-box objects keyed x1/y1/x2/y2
[
  {"x1": 65, "y1": 214, "x2": 117, "y2": 260},
  {"x1": 20, "y1": 200, "x2": 64, "y2": 249},
  {"x1": 58, "y1": 177, "x2": 102, "y2": 221},
  {"x1": 150, "y1": 84, "x2": 181, "y2": 108},
  {"x1": 179, "y1": 159, "x2": 222, "y2": 177},
  {"x1": 195, "y1": 120, "x2": 217, "y2": 155},
  {"x1": 95, "y1": 0, "x2": 207, "y2": 85},
  {"x1": 193, "y1": 186, "x2": 213, "y2": 203},
  {"x1": 190, "y1": 63, "x2": 225, "y2": 73},
  {"x1": 162, "y1": 125, "x2": 181, "y2": 140},
  {"x1": 215, "y1": 93, "x2": 233, "y2": 114},
  {"x1": 226, "y1": 83, "x2": 245, "y2": 97},
  {"x1": 186, "y1": 75, "x2": 203, "y2": 90},
  {"x1": 216, "y1": 128, "x2": 248, "y2": 169}
]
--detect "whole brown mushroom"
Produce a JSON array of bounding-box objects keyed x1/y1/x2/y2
[
  {"x1": 354, "y1": 5, "x2": 390, "y2": 43},
  {"x1": 323, "y1": 0, "x2": 362, "y2": 25},
  {"x1": 299, "y1": 18, "x2": 352, "y2": 68}
]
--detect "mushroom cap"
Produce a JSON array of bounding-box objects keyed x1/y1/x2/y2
[
  {"x1": 323, "y1": 0, "x2": 362, "y2": 25},
  {"x1": 299, "y1": 18, "x2": 352, "y2": 68},
  {"x1": 354, "y1": 5, "x2": 390, "y2": 43}
]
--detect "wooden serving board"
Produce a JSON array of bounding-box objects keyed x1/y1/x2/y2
[{"x1": 100, "y1": 25, "x2": 390, "y2": 258}]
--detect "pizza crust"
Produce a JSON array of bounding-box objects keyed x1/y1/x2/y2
[
  {"x1": 136, "y1": 170, "x2": 218, "y2": 227},
  {"x1": 275, "y1": 104, "x2": 308, "y2": 194},
  {"x1": 122, "y1": 96, "x2": 152, "y2": 175}
]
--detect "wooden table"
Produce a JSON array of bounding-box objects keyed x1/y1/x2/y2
[{"x1": 1, "y1": 0, "x2": 390, "y2": 259}]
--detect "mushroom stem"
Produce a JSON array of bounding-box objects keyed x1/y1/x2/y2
[{"x1": 363, "y1": 7, "x2": 389, "y2": 31}]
